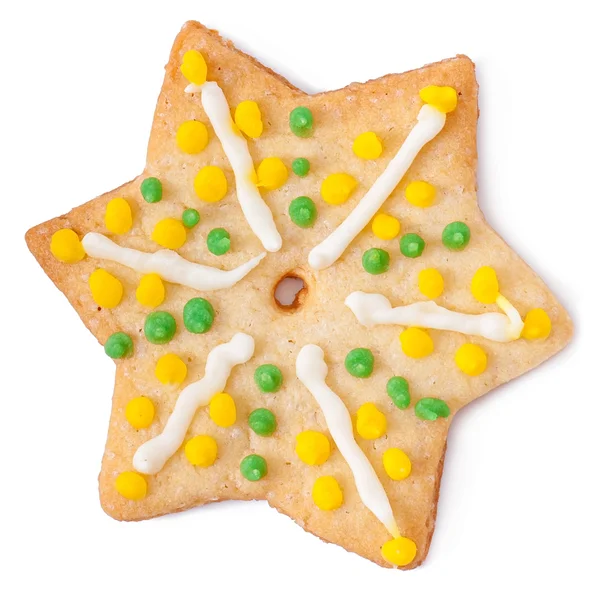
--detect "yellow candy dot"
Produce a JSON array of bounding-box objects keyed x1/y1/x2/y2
[
  {"x1": 521, "y1": 308, "x2": 552, "y2": 340},
  {"x1": 105, "y1": 197, "x2": 132, "y2": 235},
  {"x1": 136, "y1": 273, "x2": 165, "y2": 308},
  {"x1": 180, "y1": 50, "x2": 207, "y2": 85},
  {"x1": 321, "y1": 173, "x2": 357, "y2": 205},
  {"x1": 383, "y1": 448, "x2": 412, "y2": 481},
  {"x1": 418, "y1": 268, "x2": 444, "y2": 299},
  {"x1": 50, "y1": 229, "x2": 85, "y2": 263},
  {"x1": 295, "y1": 431, "x2": 331, "y2": 466},
  {"x1": 471, "y1": 266, "x2": 499, "y2": 304},
  {"x1": 234, "y1": 100, "x2": 263, "y2": 138},
  {"x1": 372, "y1": 213, "x2": 401, "y2": 240},
  {"x1": 115, "y1": 471, "x2": 147, "y2": 501},
  {"x1": 405, "y1": 181, "x2": 436, "y2": 208},
  {"x1": 209, "y1": 392, "x2": 237, "y2": 428},
  {"x1": 312, "y1": 476, "x2": 343, "y2": 511},
  {"x1": 88, "y1": 268, "x2": 123, "y2": 308},
  {"x1": 400, "y1": 327, "x2": 434, "y2": 359},
  {"x1": 256, "y1": 157, "x2": 288, "y2": 191},
  {"x1": 176, "y1": 120, "x2": 209, "y2": 154},
  {"x1": 381, "y1": 536, "x2": 418, "y2": 567},
  {"x1": 194, "y1": 166, "x2": 228, "y2": 202},
  {"x1": 419, "y1": 85, "x2": 458, "y2": 114},
  {"x1": 185, "y1": 435, "x2": 218, "y2": 467},
  {"x1": 353, "y1": 131, "x2": 383, "y2": 160},
  {"x1": 455, "y1": 343, "x2": 488, "y2": 376},
  {"x1": 151, "y1": 218, "x2": 187, "y2": 250},
  {"x1": 125, "y1": 396, "x2": 155, "y2": 429},
  {"x1": 155, "y1": 353, "x2": 187, "y2": 385},
  {"x1": 356, "y1": 402, "x2": 387, "y2": 440}
]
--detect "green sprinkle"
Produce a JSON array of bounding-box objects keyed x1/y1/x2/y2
[
  {"x1": 254, "y1": 364, "x2": 283, "y2": 393},
  {"x1": 248, "y1": 408, "x2": 277, "y2": 437},
  {"x1": 183, "y1": 298, "x2": 214, "y2": 334},
  {"x1": 240, "y1": 454, "x2": 267, "y2": 481},
  {"x1": 414, "y1": 397, "x2": 451, "y2": 421},
  {"x1": 182, "y1": 208, "x2": 200, "y2": 228},
  {"x1": 289, "y1": 196, "x2": 317, "y2": 228},
  {"x1": 292, "y1": 157, "x2": 310, "y2": 177},
  {"x1": 144, "y1": 311, "x2": 176, "y2": 344},
  {"x1": 140, "y1": 177, "x2": 163, "y2": 203},
  {"x1": 387, "y1": 376, "x2": 411, "y2": 409},
  {"x1": 362, "y1": 248, "x2": 390, "y2": 274},
  {"x1": 442, "y1": 221, "x2": 471, "y2": 250},
  {"x1": 207, "y1": 228, "x2": 231, "y2": 256},
  {"x1": 400, "y1": 233, "x2": 425, "y2": 258},
  {"x1": 345, "y1": 348, "x2": 374, "y2": 378},
  {"x1": 104, "y1": 332, "x2": 133, "y2": 358},
  {"x1": 289, "y1": 106, "x2": 313, "y2": 138}
]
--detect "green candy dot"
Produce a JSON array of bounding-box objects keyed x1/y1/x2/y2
[
  {"x1": 240, "y1": 454, "x2": 267, "y2": 481},
  {"x1": 248, "y1": 408, "x2": 277, "y2": 437},
  {"x1": 345, "y1": 348, "x2": 374, "y2": 378},
  {"x1": 442, "y1": 221, "x2": 471, "y2": 250},
  {"x1": 292, "y1": 157, "x2": 310, "y2": 177},
  {"x1": 254, "y1": 364, "x2": 283, "y2": 393},
  {"x1": 182, "y1": 208, "x2": 200, "y2": 228},
  {"x1": 289, "y1": 196, "x2": 317, "y2": 228},
  {"x1": 207, "y1": 228, "x2": 231, "y2": 256},
  {"x1": 400, "y1": 233, "x2": 425, "y2": 258},
  {"x1": 289, "y1": 106, "x2": 313, "y2": 138},
  {"x1": 104, "y1": 332, "x2": 133, "y2": 358},
  {"x1": 183, "y1": 298, "x2": 214, "y2": 334},
  {"x1": 414, "y1": 397, "x2": 451, "y2": 421},
  {"x1": 387, "y1": 376, "x2": 411, "y2": 409},
  {"x1": 144, "y1": 312, "x2": 176, "y2": 345},
  {"x1": 140, "y1": 177, "x2": 163, "y2": 203},
  {"x1": 362, "y1": 248, "x2": 390, "y2": 274}
]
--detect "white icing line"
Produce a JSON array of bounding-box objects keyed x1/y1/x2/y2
[
  {"x1": 296, "y1": 344, "x2": 400, "y2": 537},
  {"x1": 133, "y1": 333, "x2": 255, "y2": 475},
  {"x1": 186, "y1": 81, "x2": 282, "y2": 253},
  {"x1": 308, "y1": 104, "x2": 446, "y2": 270},
  {"x1": 345, "y1": 291, "x2": 524, "y2": 342},
  {"x1": 82, "y1": 232, "x2": 265, "y2": 292}
]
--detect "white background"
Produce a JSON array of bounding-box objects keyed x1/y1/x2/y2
[{"x1": 1, "y1": 1, "x2": 598, "y2": 598}]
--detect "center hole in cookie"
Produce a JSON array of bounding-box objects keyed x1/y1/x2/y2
[{"x1": 274, "y1": 274, "x2": 306, "y2": 311}]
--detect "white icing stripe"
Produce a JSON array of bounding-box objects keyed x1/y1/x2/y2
[
  {"x1": 185, "y1": 81, "x2": 282, "y2": 253},
  {"x1": 133, "y1": 333, "x2": 255, "y2": 475},
  {"x1": 82, "y1": 232, "x2": 265, "y2": 292},
  {"x1": 308, "y1": 105, "x2": 446, "y2": 270},
  {"x1": 296, "y1": 344, "x2": 400, "y2": 537},
  {"x1": 345, "y1": 291, "x2": 524, "y2": 342}
]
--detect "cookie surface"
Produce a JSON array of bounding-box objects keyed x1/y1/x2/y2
[{"x1": 25, "y1": 20, "x2": 572, "y2": 568}]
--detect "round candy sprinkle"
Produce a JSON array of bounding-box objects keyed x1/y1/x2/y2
[
  {"x1": 176, "y1": 120, "x2": 209, "y2": 154},
  {"x1": 372, "y1": 213, "x2": 400, "y2": 240},
  {"x1": 522, "y1": 308, "x2": 552, "y2": 340},
  {"x1": 405, "y1": 181, "x2": 436, "y2": 208},
  {"x1": 115, "y1": 472, "x2": 147, "y2": 501},
  {"x1": 256, "y1": 157, "x2": 288, "y2": 190},
  {"x1": 89, "y1": 268, "x2": 123, "y2": 308},
  {"x1": 140, "y1": 177, "x2": 163, "y2": 203},
  {"x1": 353, "y1": 131, "x2": 383, "y2": 160},
  {"x1": 442, "y1": 221, "x2": 471, "y2": 250},
  {"x1": 471, "y1": 266, "x2": 499, "y2": 304},
  {"x1": 136, "y1": 273, "x2": 165, "y2": 308},
  {"x1": 180, "y1": 50, "x2": 207, "y2": 86},
  {"x1": 387, "y1": 376, "x2": 410, "y2": 409},
  {"x1": 104, "y1": 332, "x2": 133, "y2": 359},
  {"x1": 345, "y1": 348, "x2": 374, "y2": 378},
  {"x1": 144, "y1": 311, "x2": 176, "y2": 344},
  {"x1": 292, "y1": 157, "x2": 310, "y2": 177},
  {"x1": 383, "y1": 448, "x2": 412, "y2": 481},
  {"x1": 414, "y1": 397, "x2": 450, "y2": 421},
  {"x1": 209, "y1": 393, "x2": 237, "y2": 427},
  {"x1": 289, "y1": 196, "x2": 317, "y2": 228},
  {"x1": 248, "y1": 408, "x2": 277, "y2": 437},
  {"x1": 289, "y1": 106, "x2": 313, "y2": 137},
  {"x1": 182, "y1": 208, "x2": 200, "y2": 228},
  {"x1": 152, "y1": 218, "x2": 187, "y2": 250},
  {"x1": 50, "y1": 229, "x2": 85, "y2": 263},
  {"x1": 183, "y1": 298, "x2": 214, "y2": 334},
  {"x1": 356, "y1": 402, "x2": 387, "y2": 440},
  {"x1": 155, "y1": 353, "x2": 187, "y2": 385},
  {"x1": 400, "y1": 233, "x2": 425, "y2": 258},
  {"x1": 418, "y1": 268, "x2": 444, "y2": 299},
  {"x1": 206, "y1": 228, "x2": 231, "y2": 255},
  {"x1": 125, "y1": 396, "x2": 155, "y2": 429},
  {"x1": 362, "y1": 248, "x2": 390, "y2": 275},
  {"x1": 321, "y1": 172, "x2": 357, "y2": 205},
  {"x1": 400, "y1": 327, "x2": 433, "y2": 358},
  {"x1": 312, "y1": 476, "x2": 343, "y2": 510},
  {"x1": 194, "y1": 165, "x2": 228, "y2": 202},
  {"x1": 455, "y1": 343, "x2": 487, "y2": 376},
  {"x1": 295, "y1": 431, "x2": 331, "y2": 465},
  {"x1": 234, "y1": 100, "x2": 263, "y2": 138},
  {"x1": 381, "y1": 536, "x2": 417, "y2": 567},
  {"x1": 240, "y1": 454, "x2": 267, "y2": 481},
  {"x1": 105, "y1": 197, "x2": 132, "y2": 235},
  {"x1": 185, "y1": 435, "x2": 218, "y2": 467},
  {"x1": 254, "y1": 364, "x2": 283, "y2": 393}
]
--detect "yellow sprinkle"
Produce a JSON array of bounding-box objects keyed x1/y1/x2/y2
[
  {"x1": 521, "y1": 308, "x2": 552, "y2": 340},
  {"x1": 125, "y1": 396, "x2": 155, "y2": 429},
  {"x1": 50, "y1": 229, "x2": 85, "y2": 263},
  {"x1": 312, "y1": 476, "x2": 343, "y2": 511},
  {"x1": 381, "y1": 536, "x2": 418, "y2": 567},
  {"x1": 256, "y1": 157, "x2": 288, "y2": 191},
  {"x1": 115, "y1": 471, "x2": 147, "y2": 501},
  {"x1": 234, "y1": 100, "x2": 263, "y2": 138},
  {"x1": 419, "y1": 85, "x2": 458, "y2": 113},
  {"x1": 88, "y1": 268, "x2": 123, "y2": 308},
  {"x1": 180, "y1": 50, "x2": 207, "y2": 86},
  {"x1": 209, "y1": 392, "x2": 237, "y2": 427},
  {"x1": 105, "y1": 198, "x2": 132, "y2": 235},
  {"x1": 356, "y1": 402, "x2": 387, "y2": 440},
  {"x1": 176, "y1": 120, "x2": 209, "y2": 154},
  {"x1": 155, "y1": 353, "x2": 187, "y2": 385},
  {"x1": 372, "y1": 213, "x2": 401, "y2": 240},
  {"x1": 353, "y1": 131, "x2": 383, "y2": 160},
  {"x1": 151, "y1": 218, "x2": 187, "y2": 250},
  {"x1": 400, "y1": 327, "x2": 434, "y2": 359},
  {"x1": 383, "y1": 448, "x2": 412, "y2": 481},
  {"x1": 185, "y1": 435, "x2": 218, "y2": 467},
  {"x1": 136, "y1": 273, "x2": 165, "y2": 308},
  {"x1": 295, "y1": 431, "x2": 331, "y2": 466},
  {"x1": 321, "y1": 173, "x2": 357, "y2": 205},
  {"x1": 194, "y1": 165, "x2": 228, "y2": 202},
  {"x1": 405, "y1": 181, "x2": 436, "y2": 208},
  {"x1": 455, "y1": 343, "x2": 487, "y2": 376},
  {"x1": 418, "y1": 268, "x2": 444, "y2": 299},
  {"x1": 471, "y1": 266, "x2": 499, "y2": 304}
]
